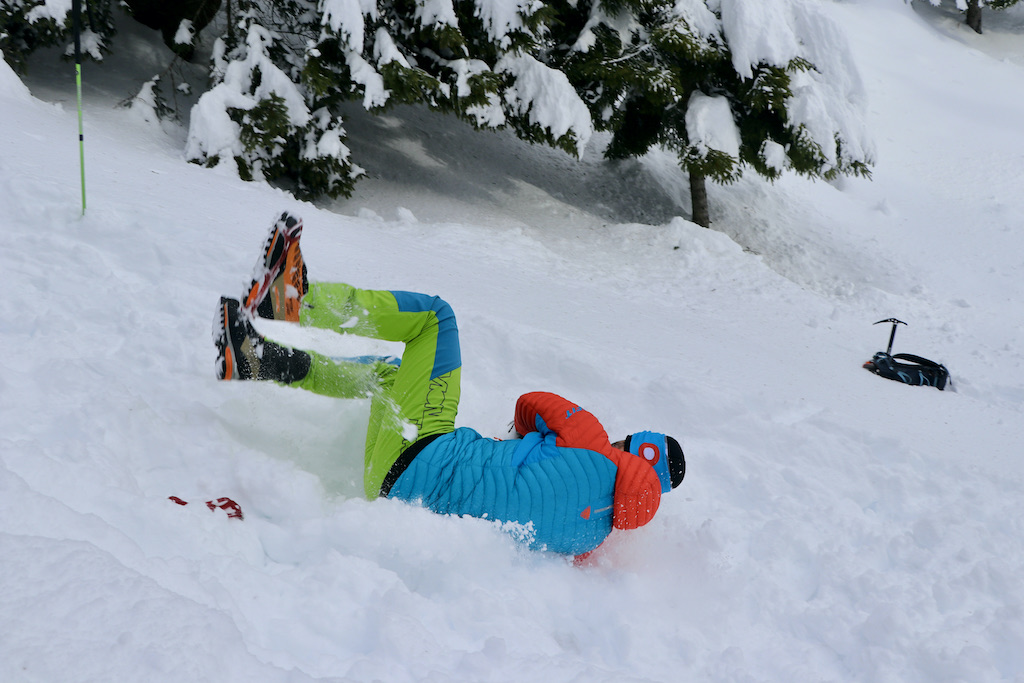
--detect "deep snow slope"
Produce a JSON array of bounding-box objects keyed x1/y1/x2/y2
[{"x1": 2, "y1": 1, "x2": 1024, "y2": 681}]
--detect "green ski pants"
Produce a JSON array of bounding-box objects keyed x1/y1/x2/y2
[{"x1": 288, "y1": 283, "x2": 462, "y2": 499}]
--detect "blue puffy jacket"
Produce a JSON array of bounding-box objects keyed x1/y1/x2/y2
[
  {"x1": 387, "y1": 392, "x2": 663, "y2": 555},
  {"x1": 389, "y1": 427, "x2": 617, "y2": 555}
]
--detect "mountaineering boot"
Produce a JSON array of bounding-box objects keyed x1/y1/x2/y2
[
  {"x1": 214, "y1": 297, "x2": 311, "y2": 383},
  {"x1": 215, "y1": 297, "x2": 257, "y2": 380},
  {"x1": 242, "y1": 212, "x2": 308, "y2": 322}
]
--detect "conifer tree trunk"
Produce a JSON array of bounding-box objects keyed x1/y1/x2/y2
[
  {"x1": 690, "y1": 170, "x2": 710, "y2": 228},
  {"x1": 967, "y1": 0, "x2": 983, "y2": 34}
]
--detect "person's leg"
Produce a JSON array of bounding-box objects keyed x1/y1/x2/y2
[
  {"x1": 218, "y1": 296, "x2": 395, "y2": 398},
  {"x1": 290, "y1": 351, "x2": 396, "y2": 400},
  {"x1": 222, "y1": 212, "x2": 463, "y2": 498},
  {"x1": 218, "y1": 289, "x2": 444, "y2": 492},
  {"x1": 300, "y1": 282, "x2": 463, "y2": 498}
]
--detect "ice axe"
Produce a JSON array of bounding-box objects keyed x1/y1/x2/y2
[{"x1": 874, "y1": 318, "x2": 906, "y2": 355}]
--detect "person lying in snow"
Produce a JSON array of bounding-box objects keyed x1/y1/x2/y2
[{"x1": 213, "y1": 212, "x2": 686, "y2": 556}]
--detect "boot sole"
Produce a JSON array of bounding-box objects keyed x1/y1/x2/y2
[{"x1": 244, "y1": 212, "x2": 303, "y2": 318}]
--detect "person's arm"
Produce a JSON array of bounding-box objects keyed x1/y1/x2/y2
[{"x1": 514, "y1": 392, "x2": 661, "y2": 529}]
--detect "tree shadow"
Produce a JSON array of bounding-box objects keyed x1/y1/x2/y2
[{"x1": 331, "y1": 102, "x2": 687, "y2": 228}]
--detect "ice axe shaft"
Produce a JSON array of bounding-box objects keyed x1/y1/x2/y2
[{"x1": 874, "y1": 318, "x2": 906, "y2": 355}]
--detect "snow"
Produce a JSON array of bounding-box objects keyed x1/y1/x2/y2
[
  {"x1": 305, "y1": 109, "x2": 353, "y2": 163},
  {"x1": 0, "y1": 50, "x2": 32, "y2": 101},
  {"x1": 3, "y1": 1, "x2": 1024, "y2": 681},
  {"x1": 62, "y1": 28, "x2": 106, "y2": 61},
  {"x1": 685, "y1": 92, "x2": 741, "y2": 158},
  {"x1": 185, "y1": 25, "x2": 319, "y2": 165},
  {"x1": 761, "y1": 139, "x2": 788, "y2": 172},
  {"x1": 786, "y1": 2, "x2": 875, "y2": 170},
  {"x1": 572, "y1": 1, "x2": 641, "y2": 54},
  {"x1": 373, "y1": 27, "x2": 411, "y2": 68},
  {"x1": 413, "y1": 0, "x2": 459, "y2": 29},
  {"x1": 473, "y1": 0, "x2": 540, "y2": 48},
  {"x1": 127, "y1": 77, "x2": 163, "y2": 127},
  {"x1": 321, "y1": 0, "x2": 372, "y2": 53},
  {"x1": 25, "y1": 0, "x2": 72, "y2": 24},
  {"x1": 174, "y1": 19, "x2": 195, "y2": 47},
  {"x1": 347, "y1": 51, "x2": 391, "y2": 109},
  {"x1": 446, "y1": 57, "x2": 507, "y2": 127},
  {"x1": 497, "y1": 52, "x2": 594, "y2": 152},
  {"x1": 673, "y1": 0, "x2": 722, "y2": 37},
  {"x1": 720, "y1": 0, "x2": 804, "y2": 78},
  {"x1": 720, "y1": 0, "x2": 875, "y2": 171}
]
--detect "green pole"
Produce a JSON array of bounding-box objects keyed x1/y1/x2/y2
[{"x1": 72, "y1": 0, "x2": 86, "y2": 214}]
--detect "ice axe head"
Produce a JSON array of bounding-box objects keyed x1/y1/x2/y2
[{"x1": 874, "y1": 318, "x2": 907, "y2": 355}]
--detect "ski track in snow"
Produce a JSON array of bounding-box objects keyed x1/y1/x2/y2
[{"x1": 3, "y1": 2, "x2": 1024, "y2": 681}]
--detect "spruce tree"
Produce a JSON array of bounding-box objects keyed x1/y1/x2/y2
[
  {"x1": 184, "y1": 2, "x2": 360, "y2": 200},
  {"x1": 940, "y1": 0, "x2": 1022, "y2": 34},
  {"x1": 184, "y1": 0, "x2": 595, "y2": 198},
  {"x1": 544, "y1": 0, "x2": 874, "y2": 227},
  {"x1": 1, "y1": 0, "x2": 116, "y2": 73},
  {"x1": 4, "y1": 0, "x2": 876, "y2": 222}
]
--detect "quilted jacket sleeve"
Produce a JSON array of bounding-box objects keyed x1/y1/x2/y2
[{"x1": 514, "y1": 392, "x2": 661, "y2": 530}]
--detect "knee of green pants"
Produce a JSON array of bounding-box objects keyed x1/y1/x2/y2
[{"x1": 300, "y1": 283, "x2": 402, "y2": 338}]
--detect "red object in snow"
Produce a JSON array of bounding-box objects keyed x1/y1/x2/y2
[
  {"x1": 169, "y1": 496, "x2": 244, "y2": 520},
  {"x1": 205, "y1": 497, "x2": 244, "y2": 520}
]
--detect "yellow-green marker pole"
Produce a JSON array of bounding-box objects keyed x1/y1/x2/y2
[{"x1": 72, "y1": 0, "x2": 86, "y2": 214}]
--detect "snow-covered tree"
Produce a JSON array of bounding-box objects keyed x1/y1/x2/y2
[
  {"x1": 314, "y1": 0, "x2": 593, "y2": 152},
  {"x1": 184, "y1": 0, "x2": 594, "y2": 198},
  {"x1": 1, "y1": 0, "x2": 115, "y2": 73},
  {"x1": 185, "y1": 4, "x2": 360, "y2": 200},
  {"x1": 925, "y1": 0, "x2": 1022, "y2": 34},
  {"x1": 3, "y1": 0, "x2": 595, "y2": 200},
  {"x1": 545, "y1": 0, "x2": 875, "y2": 227},
  {"x1": 4, "y1": 0, "x2": 877, "y2": 225}
]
